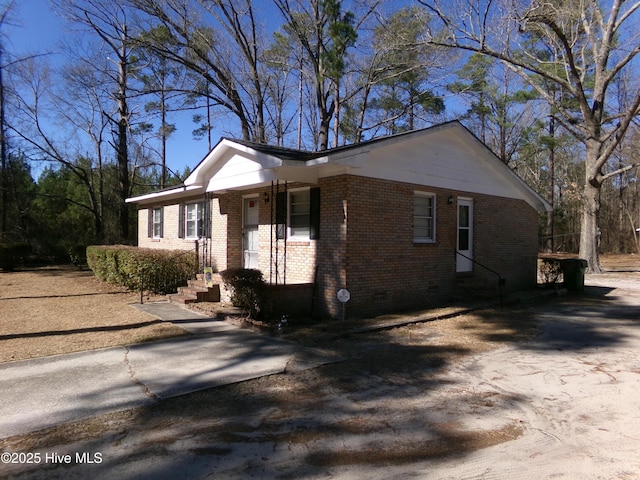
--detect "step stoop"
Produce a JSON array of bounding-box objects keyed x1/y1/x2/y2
[{"x1": 168, "y1": 275, "x2": 221, "y2": 305}]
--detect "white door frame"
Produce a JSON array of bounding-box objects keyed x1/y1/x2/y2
[
  {"x1": 243, "y1": 196, "x2": 259, "y2": 269},
  {"x1": 456, "y1": 197, "x2": 473, "y2": 273}
]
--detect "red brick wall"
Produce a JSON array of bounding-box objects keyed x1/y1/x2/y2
[
  {"x1": 473, "y1": 193, "x2": 540, "y2": 290},
  {"x1": 313, "y1": 176, "x2": 349, "y2": 318},
  {"x1": 339, "y1": 176, "x2": 457, "y2": 317},
  {"x1": 323, "y1": 175, "x2": 541, "y2": 318},
  {"x1": 207, "y1": 179, "x2": 348, "y2": 319},
  {"x1": 137, "y1": 193, "x2": 207, "y2": 252},
  {"x1": 136, "y1": 176, "x2": 541, "y2": 319},
  {"x1": 209, "y1": 197, "x2": 228, "y2": 272},
  {"x1": 218, "y1": 192, "x2": 243, "y2": 270}
]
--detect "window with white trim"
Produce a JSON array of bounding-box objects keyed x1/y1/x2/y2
[
  {"x1": 413, "y1": 192, "x2": 436, "y2": 243},
  {"x1": 289, "y1": 189, "x2": 311, "y2": 238},
  {"x1": 275, "y1": 187, "x2": 320, "y2": 240},
  {"x1": 152, "y1": 207, "x2": 163, "y2": 238},
  {"x1": 185, "y1": 202, "x2": 206, "y2": 239}
]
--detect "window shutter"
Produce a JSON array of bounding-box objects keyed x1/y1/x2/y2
[
  {"x1": 276, "y1": 191, "x2": 287, "y2": 239},
  {"x1": 147, "y1": 209, "x2": 153, "y2": 238},
  {"x1": 310, "y1": 187, "x2": 320, "y2": 240},
  {"x1": 159, "y1": 207, "x2": 164, "y2": 238},
  {"x1": 178, "y1": 204, "x2": 185, "y2": 238}
]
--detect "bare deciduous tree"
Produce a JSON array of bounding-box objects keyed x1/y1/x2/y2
[
  {"x1": 131, "y1": 0, "x2": 269, "y2": 143},
  {"x1": 421, "y1": 0, "x2": 640, "y2": 272},
  {"x1": 53, "y1": 0, "x2": 141, "y2": 241},
  {"x1": 273, "y1": 0, "x2": 357, "y2": 150}
]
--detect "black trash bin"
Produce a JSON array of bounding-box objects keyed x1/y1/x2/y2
[{"x1": 560, "y1": 259, "x2": 588, "y2": 293}]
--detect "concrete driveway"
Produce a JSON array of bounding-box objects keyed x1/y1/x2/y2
[
  {"x1": 0, "y1": 303, "x2": 338, "y2": 439},
  {"x1": 2, "y1": 274, "x2": 639, "y2": 479},
  {"x1": 418, "y1": 275, "x2": 640, "y2": 479}
]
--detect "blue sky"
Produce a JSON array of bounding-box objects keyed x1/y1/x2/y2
[
  {"x1": 3, "y1": 0, "x2": 213, "y2": 179},
  {"x1": 3, "y1": 0, "x2": 456, "y2": 181},
  {"x1": 4, "y1": 0, "x2": 62, "y2": 55}
]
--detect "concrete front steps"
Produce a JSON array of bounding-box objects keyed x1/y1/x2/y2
[{"x1": 168, "y1": 273, "x2": 222, "y2": 305}]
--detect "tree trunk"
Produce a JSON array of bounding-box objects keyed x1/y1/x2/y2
[
  {"x1": 545, "y1": 116, "x2": 555, "y2": 253},
  {"x1": 117, "y1": 28, "x2": 130, "y2": 242},
  {"x1": 118, "y1": 115, "x2": 129, "y2": 241},
  {"x1": 318, "y1": 117, "x2": 330, "y2": 151},
  {"x1": 579, "y1": 181, "x2": 602, "y2": 273},
  {"x1": 0, "y1": 61, "x2": 6, "y2": 239}
]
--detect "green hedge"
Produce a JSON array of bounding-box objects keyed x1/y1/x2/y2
[{"x1": 87, "y1": 245, "x2": 198, "y2": 294}]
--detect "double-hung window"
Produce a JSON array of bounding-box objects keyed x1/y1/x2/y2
[
  {"x1": 289, "y1": 189, "x2": 311, "y2": 238},
  {"x1": 152, "y1": 208, "x2": 163, "y2": 238},
  {"x1": 180, "y1": 202, "x2": 208, "y2": 239},
  {"x1": 185, "y1": 203, "x2": 202, "y2": 239},
  {"x1": 147, "y1": 207, "x2": 163, "y2": 239},
  {"x1": 413, "y1": 192, "x2": 436, "y2": 243},
  {"x1": 275, "y1": 187, "x2": 320, "y2": 240}
]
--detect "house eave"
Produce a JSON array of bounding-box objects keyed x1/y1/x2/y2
[
  {"x1": 125, "y1": 184, "x2": 205, "y2": 205},
  {"x1": 205, "y1": 166, "x2": 319, "y2": 193},
  {"x1": 185, "y1": 139, "x2": 288, "y2": 188},
  {"x1": 127, "y1": 121, "x2": 550, "y2": 214}
]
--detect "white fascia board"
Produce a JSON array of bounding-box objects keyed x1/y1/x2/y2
[
  {"x1": 494, "y1": 165, "x2": 552, "y2": 212},
  {"x1": 185, "y1": 139, "x2": 284, "y2": 187},
  {"x1": 304, "y1": 155, "x2": 329, "y2": 167},
  {"x1": 206, "y1": 166, "x2": 318, "y2": 192},
  {"x1": 184, "y1": 143, "x2": 225, "y2": 186},
  {"x1": 325, "y1": 150, "x2": 370, "y2": 168},
  {"x1": 461, "y1": 135, "x2": 552, "y2": 213},
  {"x1": 125, "y1": 184, "x2": 204, "y2": 204}
]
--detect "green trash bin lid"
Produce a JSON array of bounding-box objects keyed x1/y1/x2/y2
[{"x1": 560, "y1": 258, "x2": 588, "y2": 270}]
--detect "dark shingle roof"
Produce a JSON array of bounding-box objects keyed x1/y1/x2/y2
[{"x1": 222, "y1": 138, "x2": 319, "y2": 161}]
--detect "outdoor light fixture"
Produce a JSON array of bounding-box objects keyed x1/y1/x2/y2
[
  {"x1": 263, "y1": 192, "x2": 270, "y2": 203},
  {"x1": 448, "y1": 195, "x2": 454, "y2": 204}
]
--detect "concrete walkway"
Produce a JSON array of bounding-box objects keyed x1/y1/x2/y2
[{"x1": 0, "y1": 302, "x2": 339, "y2": 439}]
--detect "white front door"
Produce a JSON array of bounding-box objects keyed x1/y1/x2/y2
[
  {"x1": 243, "y1": 197, "x2": 259, "y2": 269},
  {"x1": 456, "y1": 198, "x2": 473, "y2": 272}
]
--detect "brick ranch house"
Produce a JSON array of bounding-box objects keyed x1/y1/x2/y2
[{"x1": 126, "y1": 121, "x2": 550, "y2": 318}]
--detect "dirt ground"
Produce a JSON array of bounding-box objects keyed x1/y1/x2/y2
[
  {"x1": 1, "y1": 254, "x2": 639, "y2": 478},
  {"x1": 0, "y1": 266, "x2": 186, "y2": 363}
]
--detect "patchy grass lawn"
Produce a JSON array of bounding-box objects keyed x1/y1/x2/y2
[{"x1": 0, "y1": 266, "x2": 187, "y2": 363}]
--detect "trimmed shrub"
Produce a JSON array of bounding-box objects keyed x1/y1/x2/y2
[
  {"x1": 0, "y1": 243, "x2": 32, "y2": 271},
  {"x1": 538, "y1": 258, "x2": 563, "y2": 286},
  {"x1": 87, "y1": 245, "x2": 198, "y2": 294},
  {"x1": 220, "y1": 268, "x2": 267, "y2": 319}
]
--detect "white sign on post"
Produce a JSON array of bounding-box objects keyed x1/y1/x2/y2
[
  {"x1": 337, "y1": 288, "x2": 350, "y2": 321},
  {"x1": 337, "y1": 288, "x2": 351, "y2": 303}
]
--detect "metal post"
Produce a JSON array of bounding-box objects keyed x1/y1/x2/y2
[{"x1": 139, "y1": 268, "x2": 144, "y2": 304}]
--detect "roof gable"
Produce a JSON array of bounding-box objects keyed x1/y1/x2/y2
[
  {"x1": 341, "y1": 123, "x2": 545, "y2": 208},
  {"x1": 127, "y1": 121, "x2": 549, "y2": 212}
]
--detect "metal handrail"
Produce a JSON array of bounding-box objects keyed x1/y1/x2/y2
[{"x1": 456, "y1": 251, "x2": 506, "y2": 307}]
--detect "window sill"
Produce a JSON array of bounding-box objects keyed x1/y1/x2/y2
[
  {"x1": 287, "y1": 239, "x2": 311, "y2": 246},
  {"x1": 413, "y1": 239, "x2": 436, "y2": 244}
]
